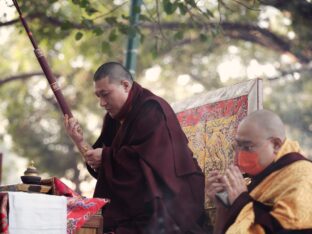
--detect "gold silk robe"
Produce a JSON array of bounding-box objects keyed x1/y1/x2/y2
[{"x1": 226, "y1": 139, "x2": 312, "y2": 234}]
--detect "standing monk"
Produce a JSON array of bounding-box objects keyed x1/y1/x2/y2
[
  {"x1": 65, "y1": 62, "x2": 205, "y2": 234},
  {"x1": 207, "y1": 109, "x2": 312, "y2": 234}
]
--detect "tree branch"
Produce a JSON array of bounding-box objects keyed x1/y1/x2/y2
[
  {"x1": 259, "y1": 0, "x2": 312, "y2": 20},
  {"x1": 1, "y1": 13, "x2": 310, "y2": 63},
  {"x1": 0, "y1": 12, "x2": 95, "y2": 29},
  {"x1": 268, "y1": 64, "x2": 312, "y2": 81},
  {"x1": 0, "y1": 71, "x2": 60, "y2": 86},
  {"x1": 143, "y1": 21, "x2": 310, "y2": 63}
]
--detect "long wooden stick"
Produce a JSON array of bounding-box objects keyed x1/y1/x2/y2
[
  {"x1": 12, "y1": 0, "x2": 93, "y2": 157},
  {"x1": 12, "y1": 0, "x2": 73, "y2": 118}
]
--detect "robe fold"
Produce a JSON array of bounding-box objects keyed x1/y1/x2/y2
[
  {"x1": 87, "y1": 82, "x2": 205, "y2": 233},
  {"x1": 224, "y1": 140, "x2": 312, "y2": 234}
]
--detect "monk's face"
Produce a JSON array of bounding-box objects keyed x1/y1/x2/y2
[
  {"x1": 235, "y1": 121, "x2": 278, "y2": 174},
  {"x1": 94, "y1": 77, "x2": 131, "y2": 118}
]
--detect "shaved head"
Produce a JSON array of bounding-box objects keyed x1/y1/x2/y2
[
  {"x1": 236, "y1": 109, "x2": 286, "y2": 174},
  {"x1": 93, "y1": 62, "x2": 133, "y2": 84},
  {"x1": 239, "y1": 109, "x2": 286, "y2": 141}
]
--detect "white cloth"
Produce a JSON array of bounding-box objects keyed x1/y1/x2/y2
[{"x1": 8, "y1": 192, "x2": 67, "y2": 234}]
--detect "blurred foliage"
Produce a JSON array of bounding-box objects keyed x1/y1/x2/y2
[{"x1": 0, "y1": 0, "x2": 311, "y2": 190}]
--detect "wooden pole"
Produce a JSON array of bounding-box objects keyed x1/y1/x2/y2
[{"x1": 12, "y1": 0, "x2": 73, "y2": 118}]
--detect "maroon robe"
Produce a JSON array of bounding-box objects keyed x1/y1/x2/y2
[{"x1": 87, "y1": 82, "x2": 205, "y2": 233}]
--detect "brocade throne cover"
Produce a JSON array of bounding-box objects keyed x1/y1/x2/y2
[{"x1": 173, "y1": 79, "x2": 263, "y2": 212}]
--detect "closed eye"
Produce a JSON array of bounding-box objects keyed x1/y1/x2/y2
[
  {"x1": 239, "y1": 145, "x2": 254, "y2": 151},
  {"x1": 95, "y1": 91, "x2": 110, "y2": 98},
  {"x1": 235, "y1": 140, "x2": 255, "y2": 152}
]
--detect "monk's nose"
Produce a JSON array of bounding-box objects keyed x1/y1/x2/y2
[{"x1": 100, "y1": 98, "x2": 107, "y2": 107}]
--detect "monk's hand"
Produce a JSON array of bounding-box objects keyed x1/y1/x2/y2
[
  {"x1": 222, "y1": 165, "x2": 247, "y2": 205},
  {"x1": 207, "y1": 170, "x2": 225, "y2": 204},
  {"x1": 85, "y1": 148, "x2": 102, "y2": 170},
  {"x1": 64, "y1": 114, "x2": 84, "y2": 144}
]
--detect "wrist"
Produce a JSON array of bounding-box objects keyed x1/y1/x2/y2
[
  {"x1": 76, "y1": 141, "x2": 91, "y2": 155},
  {"x1": 73, "y1": 137, "x2": 84, "y2": 145}
]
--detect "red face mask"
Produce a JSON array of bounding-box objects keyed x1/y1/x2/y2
[{"x1": 237, "y1": 151, "x2": 265, "y2": 176}]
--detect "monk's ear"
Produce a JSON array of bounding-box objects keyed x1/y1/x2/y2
[
  {"x1": 120, "y1": 80, "x2": 131, "y2": 93},
  {"x1": 271, "y1": 137, "x2": 283, "y2": 154}
]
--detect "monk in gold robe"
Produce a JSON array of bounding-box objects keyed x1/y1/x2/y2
[{"x1": 207, "y1": 109, "x2": 312, "y2": 234}]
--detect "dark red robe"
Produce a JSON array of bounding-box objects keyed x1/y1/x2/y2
[{"x1": 87, "y1": 82, "x2": 205, "y2": 234}]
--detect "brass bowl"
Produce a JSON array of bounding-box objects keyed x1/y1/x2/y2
[{"x1": 21, "y1": 175, "x2": 41, "y2": 185}]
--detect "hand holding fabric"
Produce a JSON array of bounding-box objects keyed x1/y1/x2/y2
[{"x1": 222, "y1": 165, "x2": 247, "y2": 205}]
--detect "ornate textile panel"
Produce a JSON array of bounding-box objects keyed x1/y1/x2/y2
[{"x1": 177, "y1": 95, "x2": 248, "y2": 209}]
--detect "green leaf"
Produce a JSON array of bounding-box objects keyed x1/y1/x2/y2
[
  {"x1": 81, "y1": 19, "x2": 93, "y2": 28},
  {"x1": 163, "y1": 0, "x2": 177, "y2": 15},
  {"x1": 139, "y1": 14, "x2": 151, "y2": 22},
  {"x1": 75, "y1": 32, "x2": 83, "y2": 41},
  {"x1": 86, "y1": 7, "x2": 98, "y2": 15},
  {"x1": 204, "y1": 9, "x2": 214, "y2": 18},
  {"x1": 108, "y1": 29, "x2": 118, "y2": 42},
  {"x1": 101, "y1": 41, "x2": 110, "y2": 53},
  {"x1": 60, "y1": 21, "x2": 73, "y2": 30},
  {"x1": 178, "y1": 3, "x2": 187, "y2": 15},
  {"x1": 80, "y1": 0, "x2": 89, "y2": 8},
  {"x1": 211, "y1": 26, "x2": 221, "y2": 36},
  {"x1": 199, "y1": 33, "x2": 208, "y2": 42},
  {"x1": 186, "y1": 0, "x2": 197, "y2": 7},
  {"x1": 118, "y1": 23, "x2": 129, "y2": 34},
  {"x1": 174, "y1": 31, "x2": 184, "y2": 40},
  {"x1": 163, "y1": 0, "x2": 171, "y2": 14},
  {"x1": 122, "y1": 14, "x2": 130, "y2": 20},
  {"x1": 140, "y1": 34, "x2": 145, "y2": 43},
  {"x1": 92, "y1": 28, "x2": 103, "y2": 36},
  {"x1": 105, "y1": 16, "x2": 117, "y2": 25},
  {"x1": 151, "y1": 47, "x2": 158, "y2": 59}
]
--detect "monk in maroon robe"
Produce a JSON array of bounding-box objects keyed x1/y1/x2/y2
[{"x1": 65, "y1": 62, "x2": 205, "y2": 234}]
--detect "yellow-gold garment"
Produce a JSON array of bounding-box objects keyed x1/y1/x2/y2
[{"x1": 226, "y1": 139, "x2": 312, "y2": 234}]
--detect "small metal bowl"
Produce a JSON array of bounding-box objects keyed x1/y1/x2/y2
[{"x1": 21, "y1": 175, "x2": 41, "y2": 185}]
